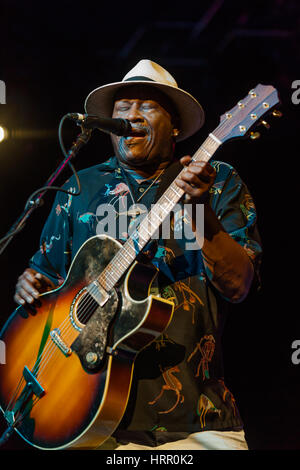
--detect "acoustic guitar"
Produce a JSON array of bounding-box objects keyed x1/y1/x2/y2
[{"x1": 0, "y1": 84, "x2": 279, "y2": 449}]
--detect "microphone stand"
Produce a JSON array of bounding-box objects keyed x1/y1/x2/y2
[{"x1": 0, "y1": 128, "x2": 91, "y2": 256}]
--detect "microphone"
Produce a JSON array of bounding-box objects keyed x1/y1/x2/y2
[{"x1": 67, "y1": 113, "x2": 132, "y2": 136}]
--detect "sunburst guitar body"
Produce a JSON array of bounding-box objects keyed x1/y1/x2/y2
[{"x1": 0, "y1": 235, "x2": 174, "y2": 449}]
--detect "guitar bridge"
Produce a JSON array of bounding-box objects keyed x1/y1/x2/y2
[
  {"x1": 23, "y1": 366, "x2": 45, "y2": 397},
  {"x1": 50, "y1": 328, "x2": 72, "y2": 357}
]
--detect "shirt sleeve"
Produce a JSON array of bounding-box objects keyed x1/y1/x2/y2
[
  {"x1": 210, "y1": 163, "x2": 262, "y2": 284},
  {"x1": 28, "y1": 185, "x2": 74, "y2": 286}
]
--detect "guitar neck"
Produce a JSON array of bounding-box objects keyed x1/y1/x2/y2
[
  {"x1": 96, "y1": 83, "x2": 280, "y2": 291},
  {"x1": 97, "y1": 133, "x2": 221, "y2": 291}
]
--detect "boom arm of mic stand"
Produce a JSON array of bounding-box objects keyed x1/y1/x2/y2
[{"x1": 0, "y1": 129, "x2": 91, "y2": 256}]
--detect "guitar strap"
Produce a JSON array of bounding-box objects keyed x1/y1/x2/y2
[{"x1": 151, "y1": 158, "x2": 183, "y2": 203}]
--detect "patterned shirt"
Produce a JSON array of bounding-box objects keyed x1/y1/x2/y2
[{"x1": 29, "y1": 155, "x2": 262, "y2": 446}]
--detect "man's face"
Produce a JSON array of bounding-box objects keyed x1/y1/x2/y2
[{"x1": 111, "y1": 86, "x2": 178, "y2": 172}]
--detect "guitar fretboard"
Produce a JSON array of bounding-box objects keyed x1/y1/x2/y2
[{"x1": 97, "y1": 134, "x2": 221, "y2": 291}]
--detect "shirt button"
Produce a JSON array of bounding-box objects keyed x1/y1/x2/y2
[{"x1": 139, "y1": 188, "x2": 145, "y2": 192}]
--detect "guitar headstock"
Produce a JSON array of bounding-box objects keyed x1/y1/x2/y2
[{"x1": 215, "y1": 84, "x2": 281, "y2": 143}]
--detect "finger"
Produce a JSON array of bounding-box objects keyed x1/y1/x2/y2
[
  {"x1": 205, "y1": 163, "x2": 216, "y2": 175},
  {"x1": 15, "y1": 286, "x2": 35, "y2": 304},
  {"x1": 186, "y1": 162, "x2": 215, "y2": 179},
  {"x1": 19, "y1": 278, "x2": 40, "y2": 299},
  {"x1": 175, "y1": 178, "x2": 203, "y2": 197},
  {"x1": 180, "y1": 155, "x2": 193, "y2": 166},
  {"x1": 14, "y1": 292, "x2": 25, "y2": 306},
  {"x1": 23, "y1": 271, "x2": 42, "y2": 290},
  {"x1": 179, "y1": 168, "x2": 211, "y2": 188},
  {"x1": 41, "y1": 276, "x2": 56, "y2": 290},
  {"x1": 26, "y1": 269, "x2": 43, "y2": 282},
  {"x1": 23, "y1": 268, "x2": 39, "y2": 280},
  {"x1": 36, "y1": 272, "x2": 55, "y2": 288},
  {"x1": 183, "y1": 171, "x2": 210, "y2": 186},
  {"x1": 182, "y1": 159, "x2": 216, "y2": 174}
]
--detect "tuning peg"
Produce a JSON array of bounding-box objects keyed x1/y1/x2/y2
[
  {"x1": 272, "y1": 109, "x2": 282, "y2": 117},
  {"x1": 260, "y1": 120, "x2": 270, "y2": 129},
  {"x1": 250, "y1": 131, "x2": 260, "y2": 140}
]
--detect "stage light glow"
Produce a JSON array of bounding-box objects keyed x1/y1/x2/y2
[{"x1": 0, "y1": 126, "x2": 8, "y2": 143}]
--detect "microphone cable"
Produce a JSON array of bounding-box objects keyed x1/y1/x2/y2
[{"x1": 0, "y1": 114, "x2": 86, "y2": 247}]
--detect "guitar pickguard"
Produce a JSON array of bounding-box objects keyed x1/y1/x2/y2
[
  {"x1": 71, "y1": 287, "x2": 120, "y2": 372},
  {"x1": 68, "y1": 235, "x2": 161, "y2": 373}
]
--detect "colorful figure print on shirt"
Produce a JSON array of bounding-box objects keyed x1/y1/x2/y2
[
  {"x1": 187, "y1": 335, "x2": 216, "y2": 380},
  {"x1": 160, "y1": 279, "x2": 204, "y2": 325},
  {"x1": 153, "y1": 333, "x2": 177, "y2": 351},
  {"x1": 173, "y1": 280, "x2": 204, "y2": 325},
  {"x1": 77, "y1": 212, "x2": 97, "y2": 227},
  {"x1": 197, "y1": 394, "x2": 221, "y2": 429},
  {"x1": 218, "y1": 379, "x2": 237, "y2": 417},
  {"x1": 40, "y1": 235, "x2": 61, "y2": 254},
  {"x1": 104, "y1": 182, "x2": 130, "y2": 208},
  {"x1": 240, "y1": 193, "x2": 256, "y2": 223},
  {"x1": 55, "y1": 187, "x2": 76, "y2": 216},
  {"x1": 148, "y1": 365, "x2": 184, "y2": 414}
]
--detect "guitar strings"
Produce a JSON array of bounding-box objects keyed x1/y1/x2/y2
[
  {"x1": 31, "y1": 283, "x2": 102, "y2": 377},
  {"x1": 30, "y1": 199, "x2": 165, "y2": 379},
  {"x1": 5, "y1": 281, "x2": 108, "y2": 416},
  {"x1": 32, "y1": 276, "x2": 116, "y2": 380},
  {"x1": 17, "y1": 287, "x2": 96, "y2": 389},
  {"x1": 4, "y1": 375, "x2": 26, "y2": 414},
  {"x1": 32, "y1": 232, "x2": 145, "y2": 382},
  {"x1": 31, "y1": 199, "x2": 171, "y2": 382}
]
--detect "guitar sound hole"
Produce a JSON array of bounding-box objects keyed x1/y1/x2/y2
[{"x1": 75, "y1": 293, "x2": 99, "y2": 326}]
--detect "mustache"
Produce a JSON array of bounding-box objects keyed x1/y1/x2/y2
[{"x1": 128, "y1": 124, "x2": 150, "y2": 137}]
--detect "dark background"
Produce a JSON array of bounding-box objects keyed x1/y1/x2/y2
[{"x1": 0, "y1": 0, "x2": 299, "y2": 451}]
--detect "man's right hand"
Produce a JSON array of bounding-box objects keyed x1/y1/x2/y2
[{"x1": 14, "y1": 268, "x2": 55, "y2": 306}]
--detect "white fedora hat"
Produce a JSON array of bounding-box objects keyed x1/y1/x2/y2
[{"x1": 84, "y1": 59, "x2": 205, "y2": 142}]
